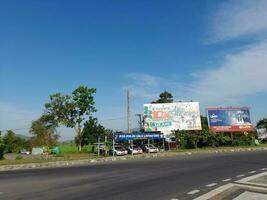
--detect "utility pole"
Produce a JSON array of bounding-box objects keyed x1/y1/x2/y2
[
  {"x1": 135, "y1": 114, "x2": 143, "y2": 131},
  {"x1": 127, "y1": 89, "x2": 131, "y2": 134}
]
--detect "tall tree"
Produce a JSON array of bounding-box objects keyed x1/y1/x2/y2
[
  {"x1": 30, "y1": 115, "x2": 59, "y2": 148},
  {"x1": 257, "y1": 118, "x2": 267, "y2": 129},
  {"x1": 152, "y1": 91, "x2": 173, "y2": 103},
  {"x1": 44, "y1": 86, "x2": 96, "y2": 151},
  {"x1": 3, "y1": 130, "x2": 18, "y2": 153},
  {"x1": 0, "y1": 132, "x2": 5, "y2": 159},
  {"x1": 80, "y1": 117, "x2": 107, "y2": 146}
]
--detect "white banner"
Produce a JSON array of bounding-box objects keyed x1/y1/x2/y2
[{"x1": 143, "y1": 102, "x2": 202, "y2": 136}]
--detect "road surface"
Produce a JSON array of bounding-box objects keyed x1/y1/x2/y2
[{"x1": 0, "y1": 151, "x2": 267, "y2": 200}]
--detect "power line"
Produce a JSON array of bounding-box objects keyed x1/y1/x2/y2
[
  {"x1": 0, "y1": 127, "x2": 31, "y2": 132},
  {"x1": 0, "y1": 114, "x2": 139, "y2": 132}
]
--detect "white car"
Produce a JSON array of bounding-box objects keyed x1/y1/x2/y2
[
  {"x1": 20, "y1": 149, "x2": 30, "y2": 155},
  {"x1": 127, "y1": 145, "x2": 143, "y2": 154},
  {"x1": 143, "y1": 144, "x2": 159, "y2": 153},
  {"x1": 111, "y1": 145, "x2": 128, "y2": 156}
]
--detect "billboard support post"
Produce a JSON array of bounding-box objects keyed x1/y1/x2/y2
[
  {"x1": 97, "y1": 137, "x2": 100, "y2": 157},
  {"x1": 162, "y1": 135, "x2": 165, "y2": 151},
  {"x1": 230, "y1": 132, "x2": 234, "y2": 145},
  {"x1": 148, "y1": 138, "x2": 150, "y2": 154},
  {"x1": 112, "y1": 136, "x2": 115, "y2": 157},
  {"x1": 131, "y1": 140, "x2": 133, "y2": 156}
]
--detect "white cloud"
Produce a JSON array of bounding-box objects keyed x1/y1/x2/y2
[
  {"x1": 190, "y1": 40, "x2": 267, "y2": 105},
  {"x1": 210, "y1": 0, "x2": 267, "y2": 42},
  {"x1": 125, "y1": 39, "x2": 267, "y2": 116},
  {"x1": 125, "y1": 41, "x2": 267, "y2": 110},
  {"x1": 124, "y1": 73, "x2": 164, "y2": 100}
]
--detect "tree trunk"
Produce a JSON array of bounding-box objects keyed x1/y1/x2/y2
[
  {"x1": 75, "y1": 125, "x2": 82, "y2": 152},
  {"x1": 78, "y1": 142, "x2": 82, "y2": 152}
]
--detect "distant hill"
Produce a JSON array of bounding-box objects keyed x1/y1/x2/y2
[{"x1": 16, "y1": 134, "x2": 31, "y2": 140}]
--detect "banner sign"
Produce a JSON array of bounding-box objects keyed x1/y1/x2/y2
[
  {"x1": 207, "y1": 107, "x2": 254, "y2": 132},
  {"x1": 115, "y1": 132, "x2": 162, "y2": 141},
  {"x1": 143, "y1": 102, "x2": 202, "y2": 136}
]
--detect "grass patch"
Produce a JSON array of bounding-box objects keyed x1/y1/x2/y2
[
  {"x1": 59, "y1": 144, "x2": 94, "y2": 153},
  {"x1": 0, "y1": 153, "x2": 101, "y2": 166}
]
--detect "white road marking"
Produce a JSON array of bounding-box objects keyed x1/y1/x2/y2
[
  {"x1": 171, "y1": 198, "x2": 179, "y2": 200},
  {"x1": 222, "y1": 178, "x2": 232, "y2": 182},
  {"x1": 205, "y1": 183, "x2": 218, "y2": 187},
  {"x1": 187, "y1": 189, "x2": 200, "y2": 195},
  {"x1": 248, "y1": 170, "x2": 256, "y2": 174},
  {"x1": 260, "y1": 168, "x2": 267, "y2": 171},
  {"x1": 236, "y1": 174, "x2": 245, "y2": 178}
]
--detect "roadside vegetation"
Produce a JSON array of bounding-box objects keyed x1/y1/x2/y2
[{"x1": 0, "y1": 89, "x2": 266, "y2": 165}]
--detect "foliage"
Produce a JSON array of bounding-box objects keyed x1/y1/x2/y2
[
  {"x1": 152, "y1": 91, "x2": 173, "y2": 103},
  {"x1": 173, "y1": 128, "x2": 256, "y2": 149},
  {"x1": 2, "y1": 130, "x2": 29, "y2": 153},
  {"x1": 257, "y1": 118, "x2": 267, "y2": 129},
  {"x1": 30, "y1": 115, "x2": 59, "y2": 148},
  {"x1": 44, "y1": 86, "x2": 96, "y2": 151},
  {"x1": 82, "y1": 117, "x2": 112, "y2": 146},
  {"x1": 0, "y1": 132, "x2": 5, "y2": 160},
  {"x1": 200, "y1": 115, "x2": 209, "y2": 130},
  {"x1": 15, "y1": 155, "x2": 23, "y2": 160},
  {"x1": 59, "y1": 144, "x2": 78, "y2": 153}
]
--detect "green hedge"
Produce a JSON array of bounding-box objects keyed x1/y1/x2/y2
[{"x1": 174, "y1": 130, "x2": 256, "y2": 149}]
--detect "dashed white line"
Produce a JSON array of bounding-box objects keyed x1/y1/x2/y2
[
  {"x1": 170, "y1": 198, "x2": 179, "y2": 200},
  {"x1": 236, "y1": 174, "x2": 245, "y2": 178},
  {"x1": 205, "y1": 183, "x2": 218, "y2": 187},
  {"x1": 249, "y1": 170, "x2": 256, "y2": 174},
  {"x1": 260, "y1": 168, "x2": 267, "y2": 171},
  {"x1": 222, "y1": 178, "x2": 232, "y2": 182},
  {"x1": 187, "y1": 189, "x2": 200, "y2": 195}
]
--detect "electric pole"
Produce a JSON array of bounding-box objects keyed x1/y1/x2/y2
[
  {"x1": 127, "y1": 89, "x2": 131, "y2": 134},
  {"x1": 135, "y1": 114, "x2": 143, "y2": 131}
]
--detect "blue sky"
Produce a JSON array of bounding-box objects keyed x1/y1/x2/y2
[{"x1": 1, "y1": 0, "x2": 267, "y2": 140}]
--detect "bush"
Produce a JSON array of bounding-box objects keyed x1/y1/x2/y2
[
  {"x1": 15, "y1": 155, "x2": 23, "y2": 160},
  {"x1": 173, "y1": 129, "x2": 256, "y2": 149},
  {"x1": 0, "y1": 144, "x2": 5, "y2": 160}
]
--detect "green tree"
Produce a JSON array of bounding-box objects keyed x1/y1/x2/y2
[
  {"x1": 257, "y1": 118, "x2": 267, "y2": 129},
  {"x1": 201, "y1": 115, "x2": 209, "y2": 130},
  {"x1": 44, "y1": 86, "x2": 96, "y2": 151},
  {"x1": 152, "y1": 91, "x2": 173, "y2": 103},
  {"x1": 30, "y1": 115, "x2": 59, "y2": 148},
  {"x1": 81, "y1": 117, "x2": 109, "y2": 146},
  {"x1": 0, "y1": 132, "x2": 5, "y2": 159},
  {"x1": 3, "y1": 130, "x2": 19, "y2": 153}
]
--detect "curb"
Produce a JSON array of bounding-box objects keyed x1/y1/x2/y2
[{"x1": 1, "y1": 147, "x2": 267, "y2": 172}]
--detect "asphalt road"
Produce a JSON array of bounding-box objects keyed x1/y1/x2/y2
[{"x1": 0, "y1": 151, "x2": 267, "y2": 200}]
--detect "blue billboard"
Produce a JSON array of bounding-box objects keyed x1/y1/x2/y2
[
  {"x1": 115, "y1": 132, "x2": 162, "y2": 141},
  {"x1": 207, "y1": 107, "x2": 253, "y2": 132}
]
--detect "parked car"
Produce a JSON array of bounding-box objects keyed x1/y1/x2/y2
[
  {"x1": 20, "y1": 149, "x2": 30, "y2": 155},
  {"x1": 142, "y1": 144, "x2": 159, "y2": 153},
  {"x1": 127, "y1": 145, "x2": 143, "y2": 154},
  {"x1": 109, "y1": 145, "x2": 128, "y2": 156}
]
